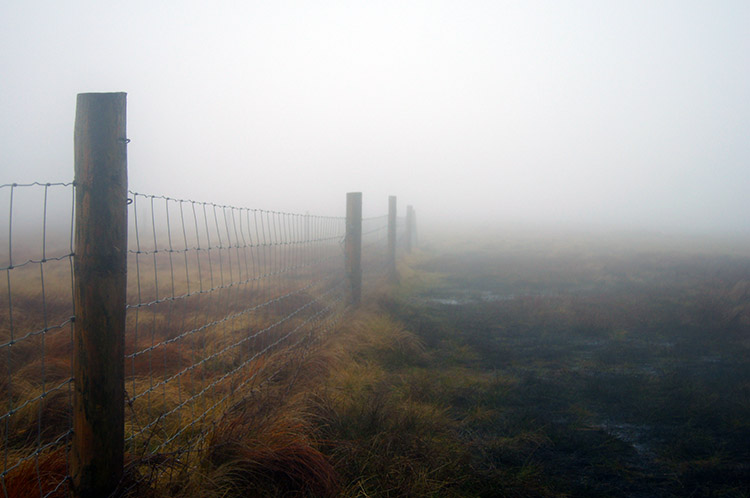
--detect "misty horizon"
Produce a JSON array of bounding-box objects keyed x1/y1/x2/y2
[{"x1": 2, "y1": 1, "x2": 749, "y2": 235}]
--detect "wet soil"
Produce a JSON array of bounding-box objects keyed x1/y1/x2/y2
[{"x1": 395, "y1": 247, "x2": 750, "y2": 497}]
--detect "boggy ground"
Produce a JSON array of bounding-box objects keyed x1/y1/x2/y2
[
  {"x1": 381, "y1": 233, "x2": 750, "y2": 497},
  {"x1": 198, "y1": 232, "x2": 750, "y2": 497}
]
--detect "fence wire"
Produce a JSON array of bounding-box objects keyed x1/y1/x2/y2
[
  {"x1": 0, "y1": 183, "x2": 409, "y2": 495},
  {"x1": 361, "y1": 215, "x2": 389, "y2": 278},
  {"x1": 0, "y1": 182, "x2": 76, "y2": 498},
  {"x1": 123, "y1": 192, "x2": 350, "y2": 476}
]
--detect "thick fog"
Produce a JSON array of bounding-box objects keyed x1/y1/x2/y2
[{"x1": 1, "y1": 1, "x2": 749, "y2": 233}]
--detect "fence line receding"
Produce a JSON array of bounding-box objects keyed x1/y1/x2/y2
[{"x1": 0, "y1": 93, "x2": 416, "y2": 498}]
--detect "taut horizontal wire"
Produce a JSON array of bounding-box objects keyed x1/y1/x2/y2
[
  {"x1": 0, "y1": 253, "x2": 74, "y2": 272},
  {"x1": 0, "y1": 182, "x2": 74, "y2": 189},
  {"x1": 125, "y1": 250, "x2": 342, "y2": 311},
  {"x1": 129, "y1": 191, "x2": 346, "y2": 221},
  {"x1": 152, "y1": 290, "x2": 345, "y2": 452},
  {"x1": 125, "y1": 280, "x2": 345, "y2": 443},
  {"x1": 1, "y1": 178, "x2": 410, "y2": 492}
]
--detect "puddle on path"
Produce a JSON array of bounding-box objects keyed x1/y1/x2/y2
[{"x1": 595, "y1": 421, "x2": 655, "y2": 458}]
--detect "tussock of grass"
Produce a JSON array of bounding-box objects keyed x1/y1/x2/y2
[
  {"x1": 2, "y1": 448, "x2": 68, "y2": 498},
  {"x1": 306, "y1": 308, "x2": 470, "y2": 497},
  {"x1": 2, "y1": 386, "x2": 70, "y2": 449},
  {"x1": 117, "y1": 322, "x2": 344, "y2": 497},
  {"x1": 346, "y1": 315, "x2": 425, "y2": 367},
  {"x1": 204, "y1": 404, "x2": 340, "y2": 497},
  {"x1": 311, "y1": 389, "x2": 467, "y2": 497}
]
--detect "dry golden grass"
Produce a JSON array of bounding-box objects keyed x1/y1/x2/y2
[
  {"x1": 2, "y1": 448, "x2": 68, "y2": 498},
  {"x1": 204, "y1": 402, "x2": 340, "y2": 497},
  {"x1": 117, "y1": 308, "x2": 350, "y2": 497},
  {"x1": 1, "y1": 243, "x2": 349, "y2": 496}
]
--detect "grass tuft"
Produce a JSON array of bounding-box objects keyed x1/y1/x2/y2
[{"x1": 2, "y1": 448, "x2": 68, "y2": 498}]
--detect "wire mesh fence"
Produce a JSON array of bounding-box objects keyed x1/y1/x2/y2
[
  {"x1": 0, "y1": 181, "x2": 410, "y2": 497},
  {"x1": 361, "y1": 215, "x2": 389, "y2": 278},
  {"x1": 123, "y1": 192, "x2": 349, "y2": 465},
  {"x1": 0, "y1": 182, "x2": 76, "y2": 498}
]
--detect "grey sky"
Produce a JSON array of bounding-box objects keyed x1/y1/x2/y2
[{"x1": 1, "y1": 1, "x2": 749, "y2": 233}]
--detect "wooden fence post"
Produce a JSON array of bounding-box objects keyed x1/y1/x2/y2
[
  {"x1": 72, "y1": 93, "x2": 128, "y2": 498},
  {"x1": 406, "y1": 205, "x2": 414, "y2": 253},
  {"x1": 412, "y1": 208, "x2": 418, "y2": 248},
  {"x1": 345, "y1": 192, "x2": 362, "y2": 305},
  {"x1": 388, "y1": 196, "x2": 397, "y2": 280}
]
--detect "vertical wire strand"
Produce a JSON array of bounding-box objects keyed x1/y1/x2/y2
[
  {"x1": 177, "y1": 200, "x2": 194, "y2": 445},
  {"x1": 218, "y1": 206, "x2": 234, "y2": 396},
  {"x1": 257, "y1": 210, "x2": 267, "y2": 342},
  {"x1": 65, "y1": 184, "x2": 75, "y2": 492},
  {"x1": 0, "y1": 183, "x2": 80, "y2": 496},
  {"x1": 2, "y1": 185, "x2": 14, "y2": 495},
  {"x1": 131, "y1": 194, "x2": 144, "y2": 441},
  {"x1": 191, "y1": 201, "x2": 207, "y2": 422},
  {"x1": 203, "y1": 202, "x2": 219, "y2": 417},
  {"x1": 164, "y1": 198, "x2": 177, "y2": 429},
  {"x1": 148, "y1": 196, "x2": 160, "y2": 424},
  {"x1": 35, "y1": 185, "x2": 51, "y2": 497},
  {"x1": 0, "y1": 185, "x2": 392, "y2": 487},
  {"x1": 215, "y1": 206, "x2": 231, "y2": 391}
]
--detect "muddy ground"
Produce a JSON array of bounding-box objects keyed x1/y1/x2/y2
[{"x1": 393, "y1": 242, "x2": 750, "y2": 497}]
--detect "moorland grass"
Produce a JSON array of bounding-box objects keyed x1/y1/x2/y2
[{"x1": 3, "y1": 232, "x2": 750, "y2": 497}]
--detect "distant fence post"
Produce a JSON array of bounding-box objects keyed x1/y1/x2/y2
[
  {"x1": 72, "y1": 93, "x2": 128, "y2": 498},
  {"x1": 412, "y1": 208, "x2": 418, "y2": 248},
  {"x1": 388, "y1": 196, "x2": 397, "y2": 280},
  {"x1": 406, "y1": 205, "x2": 415, "y2": 253},
  {"x1": 345, "y1": 192, "x2": 362, "y2": 305}
]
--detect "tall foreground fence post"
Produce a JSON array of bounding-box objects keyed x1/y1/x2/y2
[
  {"x1": 345, "y1": 192, "x2": 362, "y2": 305},
  {"x1": 388, "y1": 196, "x2": 397, "y2": 280},
  {"x1": 72, "y1": 93, "x2": 128, "y2": 498},
  {"x1": 406, "y1": 205, "x2": 415, "y2": 253}
]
